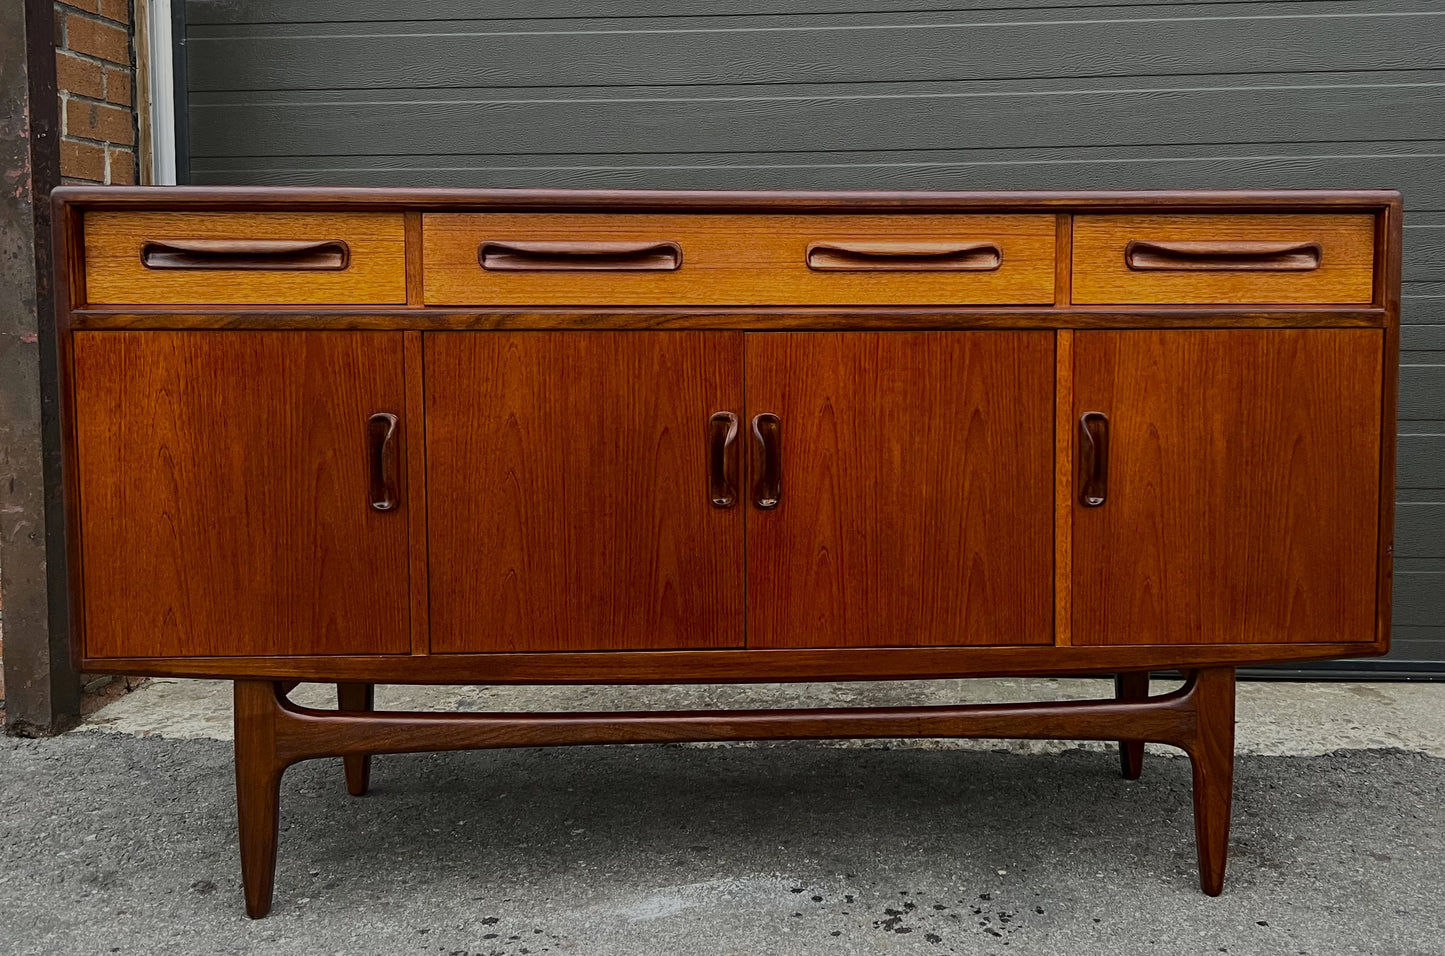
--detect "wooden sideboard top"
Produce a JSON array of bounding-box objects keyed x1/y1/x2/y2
[{"x1": 52, "y1": 185, "x2": 1403, "y2": 211}]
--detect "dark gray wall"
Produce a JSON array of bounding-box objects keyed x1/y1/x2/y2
[{"x1": 182, "y1": 0, "x2": 1445, "y2": 668}]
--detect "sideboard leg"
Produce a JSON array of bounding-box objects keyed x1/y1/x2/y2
[
  {"x1": 1113, "y1": 672, "x2": 1150, "y2": 780},
  {"x1": 1186, "y1": 666, "x2": 1236, "y2": 897},
  {"x1": 234, "y1": 680, "x2": 287, "y2": 919},
  {"x1": 337, "y1": 683, "x2": 376, "y2": 797}
]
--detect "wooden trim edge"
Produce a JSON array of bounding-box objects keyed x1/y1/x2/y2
[
  {"x1": 78, "y1": 642, "x2": 1383, "y2": 685},
  {"x1": 1054, "y1": 331, "x2": 1074, "y2": 646}
]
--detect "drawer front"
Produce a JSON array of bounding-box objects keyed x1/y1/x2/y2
[
  {"x1": 423, "y1": 213, "x2": 1057, "y2": 305},
  {"x1": 1072, "y1": 214, "x2": 1376, "y2": 305},
  {"x1": 83, "y1": 211, "x2": 407, "y2": 305}
]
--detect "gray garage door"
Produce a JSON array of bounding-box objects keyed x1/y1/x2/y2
[{"x1": 179, "y1": 0, "x2": 1445, "y2": 675}]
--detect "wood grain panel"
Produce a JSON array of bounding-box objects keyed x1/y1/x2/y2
[
  {"x1": 1071, "y1": 330, "x2": 1383, "y2": 646},
  {"x1": 84, "y1": 211, "x2": 406, "y2": 304},
  {"x1": 425, "y1": 332, "x2": 744, "y2": 652},
  {"x1": 73, "y1": 331, "x2": 411, "y2": 658},
  {"x1": 746, "y1": 332, "x2": 1054, "y2": 648},
  {"x1": 1073, "y1": 214, "x2": 1376, "y2": 304},
  {"x1": 423, "y1": 213, "x2": 1056, "y2": 306}
]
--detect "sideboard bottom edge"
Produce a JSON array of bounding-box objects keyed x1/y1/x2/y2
[{"x1": 79, "y1": 642, "x2": 1385, "y2": 685}]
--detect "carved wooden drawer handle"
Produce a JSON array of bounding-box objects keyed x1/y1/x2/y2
[
  {"x1": 751, "y1": 413, "x2": 781, "y2": 510},
  {"x1": 368, "y1": 413, "x2": 400, "y2": 512},
  {"x1": 479, "y1": 240, "x2": 682, "y2": 272},
  {"x1": 708, "y1": 411, "x2": 740, "y2": 509},
  {"x1": 141, "y1": 239, "x2": 350, "y2": 271},
  {"x1": 1078, "y1": 412, "x2": 1109, "y2": 508},
  {"x1": 806, "y1": 241, "x2": 1001, "y2": 272},
  {"x1": 1124, "y1": 240, "x2": 1322, "y2": 272}
]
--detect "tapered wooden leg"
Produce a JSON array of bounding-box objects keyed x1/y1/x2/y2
[
  {"x1": 1114, "y1": 672, "x2": 1150, "y2": 780},
  {"x1": 337, "y1": 683, "x2": 376, "y2": 796},
  {"x1": 1186, "y1": 667, "x2": 1236, "y2": 896},
  {"x1": 234, "y1": 681, "x2": 287, "y2": 920}
]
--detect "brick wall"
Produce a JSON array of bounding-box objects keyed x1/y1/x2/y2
[{"x1": 55, "y1": 0, "x2": 137, "y2": 185}]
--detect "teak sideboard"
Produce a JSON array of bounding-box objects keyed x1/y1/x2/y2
[{"x1": 51, "y1": 187, "x2": 1400, "y2": 918}]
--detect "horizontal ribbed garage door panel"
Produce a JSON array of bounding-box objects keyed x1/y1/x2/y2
[
  {"x1": 1405, "y1": 222, "x2": 1445, "y2": 282},
  {"x1": 1392, "y1": 627, "x2": 1445, "y2": 658},
  {"x1": 1395, "y1": 575, "x2": 1445, "y2": 627},
  {"x1": 187, "y1": 77, "x2": 1445, "y2": 158},
  {"x1": 1400, "y1": 366, "x2": 1445, "y2": 421},
  {"x1": 189, "y1": 145, "x2": 1445, "y2": 201},
  {"x1": 1400, "y1": 437, "x2": 1445, "y2": 489},
  {"x1": 1403, "y1": 295, "x2": 1445, "y2": 329},
  {"x1": 1398, "y1": 505, "x2": 1445, "y2": 559},
  {"x1": 185, "y1": 5, "x2": 1445, "y2": 91},
  {"x1": 185, "y1": 0, "x2": 1389, "y2": 24},
  {"x1": 1403, "y1": 326, "x2": 1445, "y2": 351}
]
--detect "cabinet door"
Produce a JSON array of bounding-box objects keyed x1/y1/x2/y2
[
  {"x1": 1071, "y1": 330, "x2": 1383, "y2": 646},
  {"x1": 426, "y1": 332, "x2": 744, "y2": 653},
  {"x1": 746, "y1": 332, "x2": 1054, "y2": 648},
  {"x1": 73, "y1": 331, "x2": 411, "y2": 658}
]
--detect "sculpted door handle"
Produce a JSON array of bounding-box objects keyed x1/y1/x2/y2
[
  {"x1": 1124, "y1": 240, "x2": 1322, "y2": 272},
  {"x1": 806, "y1": 240, "x2": 1001, "y2": 272},
  {"x1": 141, "y1": 239, "x2": 350, "y2": 270},
  {"x1": 751, "y1": 413, "x2": 781, "y2": 510},
  {"x1": 1078, "y1": 412, "x2": 1109, "y2": 508},
  {"x1": 479, "y1": 240, "x2": 682, "y2": 272},
  {"x1": 368, "y1": 412, "x2": 400, "y2": 512},
  {"x1": 708, "y1": 411, "x2": 739, "y2": 508}
]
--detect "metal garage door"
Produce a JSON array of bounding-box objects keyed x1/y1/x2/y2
[{"x1": 177, "y1": 0, "x2": 1445, "y2": 675}]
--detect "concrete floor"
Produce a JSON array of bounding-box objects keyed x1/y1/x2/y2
[{"x1": 3, "y1": 677, "x2": 1444, "y2": 955}]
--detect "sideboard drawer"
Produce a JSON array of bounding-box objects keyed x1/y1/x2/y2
[
  {"x1": 423, "y1": 213, "x2": 1057, "y2": 305},
  {"x1": 1072, "y1": 214, "x2": 1376, "y2": 305},
  {"x1": 83, "y1": 211, "x2": 407, "y2": 305}
]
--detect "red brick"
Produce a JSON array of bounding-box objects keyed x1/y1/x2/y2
[
  {"x1": 97, "y1": 0, "x2": 128, "y2": 24},
  {"x1": 61, "y1": 137, "x2": 106, "y2": 182},
  {"x1": 65, "y1": 12, "x2": 130, "y2": 65},
  {"x1": 59, "y1": 0, "x2": 102, "y2": 14},
  {"x1": 65, "y1": 98, "x2": 134, "y2": 145},
  {"x1": 107, "y1": 147, "x2": 136, "y2": 185},
  {"x1": 56, "y1": 51, "x2": 104, "y2": 99},
  {"x1": 104, "y1": 65, "x2": 132, "y2": 106}
]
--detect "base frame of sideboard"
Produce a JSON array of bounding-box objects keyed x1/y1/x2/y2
[{"x1": 234, "y1": 667, "x2": 1235, "y2": 919}]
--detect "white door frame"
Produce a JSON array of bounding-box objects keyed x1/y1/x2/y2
[{"x1": 143, "y1": 0, "x2": 178, "y2": 185}]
